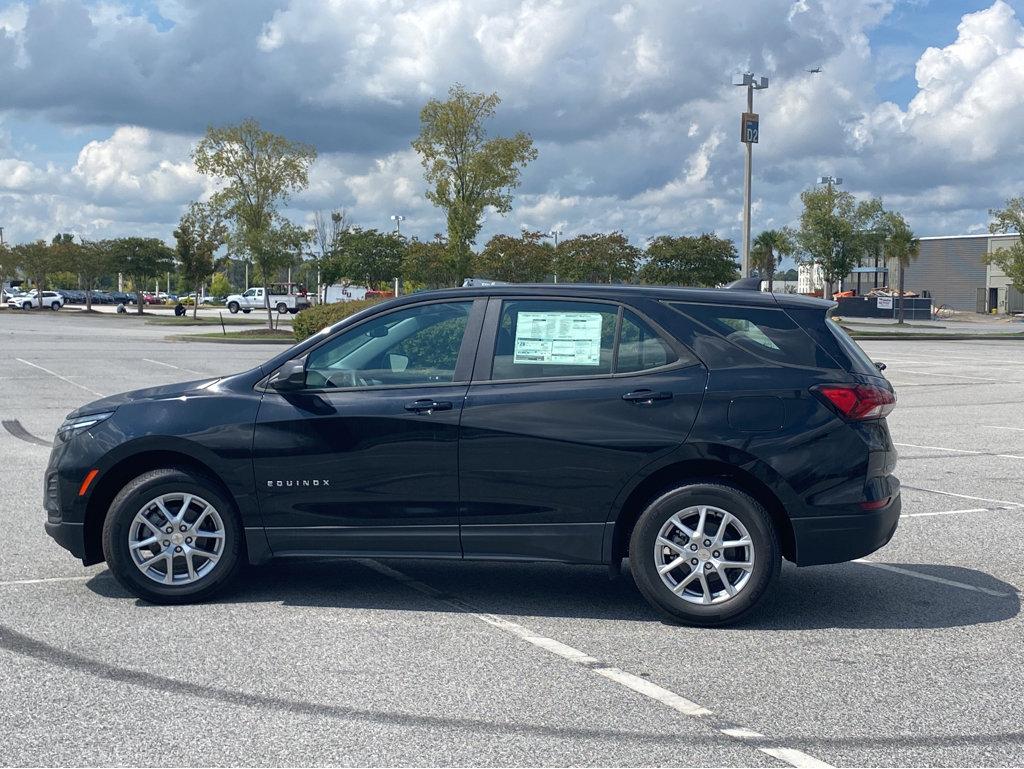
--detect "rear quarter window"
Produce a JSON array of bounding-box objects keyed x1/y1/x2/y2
[{"x1": 669, "y1": 302, "x2": 834, "y2": 369}]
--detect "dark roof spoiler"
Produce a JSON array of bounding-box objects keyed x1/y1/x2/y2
[{"x1": 725, "y1": 276, "x2": 764, "y2": 291}]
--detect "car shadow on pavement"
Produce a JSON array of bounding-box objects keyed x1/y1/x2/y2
[{"x1": 85, "y1": 557, "x2": 1019, "y2": 630}]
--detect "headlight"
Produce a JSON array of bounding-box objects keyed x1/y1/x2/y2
[{"x1": 56, "y1": 411, "x2": 114, "y2": 441}]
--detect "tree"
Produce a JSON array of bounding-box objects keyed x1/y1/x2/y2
[
  {"x1": 0, "y1": 240, "x2": 11, "y2": 296},
  {"x1": 193, "y1": 118, "x2": 316, "y2": 328},
  {"x1": 73, "y1": 240, "x2": 113, "y2": 311},
  {"x1": 750, "y1": 229, "x2": 796, "y2": 292},
  {"x1": 797, "y1": 186, "x2": 882, "y2": 297},
  {"x1": 402, "y1": 236, "x2": 455, "y2": 289},
  {"x1": 174, "y1": 201, "x2": 228, "y2": 318},
  {"x1": 12, "y1": 240, "x2": 57, "y2": 309},
  {"x1": 107, "y1": 238, "x2": 175, "y2": 315},
  {"x1": 878, "y1": 211, "x2": 919, "y2": 324},
  {"x1": 322, "y1": 228, "x2": 404, "y2": 289},
  {"x1": 552, "y1": 232, "x2": 639, "y2": 284},
  {"x1": 311, "y1": 209, "x2": 347, "y2": 299},
  {"x1": 210, "y1": 272, "x2": 231, "y2": 298},
  {"x1": 241, "y1": 221, "x2": 309, "y2": 326},
  {"x1": 639, "y1": 234, "x2": 739, "y2": 287},
  {"x1": 477, "y1": 231, "x2": 553, "y2": 282},
  {"x1": 987, "y1": 197, "x2": 1024, "y2": 295},
  {"x1": 412, "y1": 84, "x2": 537, "y2": 284}
]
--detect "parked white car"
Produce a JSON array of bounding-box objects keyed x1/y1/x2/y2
[
  {"x1": 225, "y1": 286, "x2": 310, "y2": 315},
  {"x1": 8, "y1": 290, "x2": 65, "y2": 310}
]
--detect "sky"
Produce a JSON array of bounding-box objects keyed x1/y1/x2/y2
[{"x1": 2, "y1": 0, "x2": 1024, "y2": 255}]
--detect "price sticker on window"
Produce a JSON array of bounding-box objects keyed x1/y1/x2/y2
[{"x1": 513, "y1": 311, "x2": 603, "y2": 366}]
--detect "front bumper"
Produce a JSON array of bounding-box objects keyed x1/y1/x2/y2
[
  {"x1": 790, "y1": 487, "x2": 901, "y2": 566},
  {"x1": 44, "y1": 520, "x2": 86, "y2": 559}
]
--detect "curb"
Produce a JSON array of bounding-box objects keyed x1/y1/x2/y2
[
  {"x1": 166, "y1": 334, "x2": 295, "y2": 345},
  {"x1": 846, "y1": 332, "x2": 1024, "y2": 341}
]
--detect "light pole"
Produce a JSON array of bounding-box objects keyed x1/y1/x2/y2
[
  {"x1": 390, "y1": 214, "x2": 405, "y2": 234},
  {"x1": 733, "y1": 72, "x2": 769, "y2": 277}
]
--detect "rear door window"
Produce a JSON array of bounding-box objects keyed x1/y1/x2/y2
[
  {"x1": 493, "y1": 300, "x2": 618, "y2": 380},
  {"x1": 670, "y1": 302, "x2": 829, "y2": 368},
  {"x1": 490, "y1": 300, "x2": 686, "y2": 381}
]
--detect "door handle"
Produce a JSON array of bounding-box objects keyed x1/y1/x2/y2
[
  {"x1": 622, "y1": 389, "x2": 673, "y2": 405},
  {"x1": 404, "y1": 399, "x2": 453, "y2": 414}
]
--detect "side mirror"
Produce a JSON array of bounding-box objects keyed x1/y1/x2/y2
[{"x1": 267, "y1": 359, "x2": 307, "y2": 391}]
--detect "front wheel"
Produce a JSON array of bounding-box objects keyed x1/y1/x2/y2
[
  {"x1": 628, "y1": 483, "x2": 780, "y2": 626},
  {"x1": 227, "y1": 301, "x2": 239, "y2": 314},
  {"x1": 22, "y1": 302, "x2": 31, "y2": 310},
  {"x1": 102, "y1": 468, "x2": 244, "y2": 604},
  {"x1": 51, "y1": 301, "x2": 61, "y2": 311}
]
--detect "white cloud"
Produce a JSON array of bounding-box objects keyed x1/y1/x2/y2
[{"x1": 2, "y1": 0, "x2": 1024, "y2": 252}]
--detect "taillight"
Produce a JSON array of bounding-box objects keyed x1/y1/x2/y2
[{"x1": 812, "y1": 384, "x2": 896, "y2": 420}]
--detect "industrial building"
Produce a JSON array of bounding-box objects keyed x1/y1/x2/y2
[{"x1": 796, "y1": 234, "x2": 1023, "y2": 314}]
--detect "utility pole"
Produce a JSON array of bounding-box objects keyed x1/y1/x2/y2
[
  {"x1": 390, "y1": 214, "x2": 405, "y2": 234},
  {"x1": 733, "y1": 73, "x2": 769, "y2": 277}
]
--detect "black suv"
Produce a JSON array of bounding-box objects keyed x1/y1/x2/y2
[{"x1": 44, "y1": 283, "x2": 899, "y2": 625}]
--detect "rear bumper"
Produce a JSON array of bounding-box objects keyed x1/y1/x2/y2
[{"x1": 790, "y1": 490, "x2": 901, "y2": 566}]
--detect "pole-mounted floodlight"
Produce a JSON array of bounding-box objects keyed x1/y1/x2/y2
[
  {"x1": 390, "y1": 214, "x2": 405, "y2": 234},
  {"x1": 734, "y1": 72, "x2": 769, "y2": 277},
  {"x1": 818, "y1": 176, "x2": 843, "y2": 186}
]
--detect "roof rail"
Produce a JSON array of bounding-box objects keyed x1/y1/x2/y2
[{"x1": 725, "y1": 277, "x2": 764, "y2": 291}]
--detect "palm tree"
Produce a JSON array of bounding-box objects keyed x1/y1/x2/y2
[
  {"x1": 751, "y1": 229, "x2": 796, "y2": 292},
  {"x1": 880, "y1": 212, "x2": 919, "y2": 324}
]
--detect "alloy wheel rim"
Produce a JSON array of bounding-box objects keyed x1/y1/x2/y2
[
  {"x1": 128, "y1": 493, "x2": 226, "y2": 586},
  {"x1": 653, "y1": 505, "x2": 755, "y2": 605}
]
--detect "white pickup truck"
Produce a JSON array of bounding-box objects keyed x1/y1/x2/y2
[{"x1": 225, "y1": 286, "x2": 311, "y2": 315}]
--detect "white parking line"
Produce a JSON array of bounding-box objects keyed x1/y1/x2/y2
[
  {"x1": 982, "y1": 425, "x2": 1024, "y2": 432},
  {"x1": 361, "y1": 559, "x2": 834, "y2": 769},
  {"x1": 16, "y1": 358, "x2": 105, "y2": 398},
  {"x1": 143, "y1": 358, "x2": 204, "y2": 376},
  {"x1": 900, "y1": 484, "x2": 1024, "y2": 509},
  {"x1": 853, "y1": 560, "x2": 1012, "y2": 597},
  {"x1": 0, "y1": 576, "x2": 93, "y2": 587},
  {"x1": 897, "y1": 369, "x2": 1024, "y2": 384},
  {"x1": 894, "y1": 442, "x2": 1024, "y2": 461},
  {"x1": 901, "y1": 507, "x2": 990, "y2": 518}
]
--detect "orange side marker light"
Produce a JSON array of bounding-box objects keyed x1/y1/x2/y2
[{"x1": 78, "y1": 469, "x2": 99, "y2": 497}]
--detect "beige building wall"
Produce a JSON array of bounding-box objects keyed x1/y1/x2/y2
[{"x1": 987, "y1": 235, "x2": 1022, "y2": 314}]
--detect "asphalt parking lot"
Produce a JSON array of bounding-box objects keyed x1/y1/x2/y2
[{"x1": 1, "y1": 310, "x2": 1022, "y2": 767}]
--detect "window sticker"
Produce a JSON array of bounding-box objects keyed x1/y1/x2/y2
[{"x1": 513, "y1": 311, "x2": 604, "y2": 366}]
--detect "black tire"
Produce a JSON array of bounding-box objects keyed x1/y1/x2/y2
[
  {"x1": 22, "y1": 302, "x2": 31, "y2": 310},
  {"x1": 241, "y1": 308, "x2": 251, "y2": 314},
  {"x1": 276, "y1": 302, "x2": 288, "y2": 314},
  {"x1": 51, "y1": 301, "x2": 61, "y2": 311},
  {"x1": 628, "y1": 482, "x2": 779, "y2": 626},
  {"x1": 227, "y1": 301, "x2": 240, "y2": 314},
  {"x1": 102, "y1": 468, "x2": 244, "y2": 604}
]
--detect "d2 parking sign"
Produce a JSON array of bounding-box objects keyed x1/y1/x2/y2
[{"x1": 741, "y1": 112, "x2": 759, "y2": 143}]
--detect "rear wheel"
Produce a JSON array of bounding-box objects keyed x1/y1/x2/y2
[
  {"x1": 628, "y1": 483, "x2": 779, "y2": 626},
  {"x1": 102, "y1": 468, "x2": 243, "y2": 604},
  {"x1": 276, "y1": 302, "x2": 288, "y2": 314}
]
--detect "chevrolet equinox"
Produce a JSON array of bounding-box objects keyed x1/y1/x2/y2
[{"x1": 44, "y1": 282, "x2": 899, "y2": 625}]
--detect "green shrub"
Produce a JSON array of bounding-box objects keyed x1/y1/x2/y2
[{"x1": 293, "y1": 299, "x2": 383, "y2": 341}]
